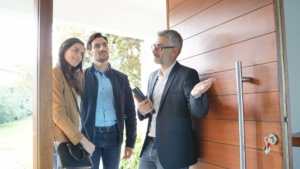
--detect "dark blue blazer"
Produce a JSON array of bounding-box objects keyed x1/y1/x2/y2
[
  {"x1": 81, "y1": 65, "x2": 137, "y2": 148},
  {"x1": 138, "y1": 62, "x2": 209, "y2": 169}
]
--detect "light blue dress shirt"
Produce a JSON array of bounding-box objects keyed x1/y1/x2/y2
[{"x1": 93, "y1": 65, "x2": 117, "y2": 127}]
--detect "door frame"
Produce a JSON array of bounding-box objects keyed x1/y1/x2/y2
[
  {"x1": 33, "y1": 0, "x2": 53, "y2": 168},
  {"x1": 274, "y1": 0, "x2": 293, "y2": 168}
]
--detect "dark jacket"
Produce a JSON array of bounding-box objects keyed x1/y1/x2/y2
[
  {"x1": 139, "y1": 62, "x2": 209, "y2": 169},
  {"x1": 81, "y1": 65, "x2": 137, "y2": 148}
]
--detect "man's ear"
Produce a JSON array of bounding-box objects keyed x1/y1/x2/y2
[
  {"x1": 172, "y1": 46, "x2": 180, "y2": 57},
  {"x1": 87, "y1": 50, "x2": 93, "y2": 58}
]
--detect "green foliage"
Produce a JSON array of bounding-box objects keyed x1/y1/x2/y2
[
  {"x1": 107, "y1": 35, "x2": 141, "y2": 88},
  {"x1": 0, "y1": 65, "x2": 33, "y2": 124},
  {"x1": 119, "y1": 132, "x2": 144, "y2": 169},
  {"x1": 54, "y1": 25, "x2": 141, "y2": 88}
]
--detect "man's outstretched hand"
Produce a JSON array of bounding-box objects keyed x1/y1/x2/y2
[{"x1": 191, "y1": 78, "x2": 216, "y2": 96}]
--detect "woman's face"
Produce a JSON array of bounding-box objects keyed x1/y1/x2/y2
[{"x1": 64, "y1": 43, "x2": 84, "y2": 68}]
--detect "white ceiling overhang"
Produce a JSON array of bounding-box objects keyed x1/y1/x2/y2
[{"x1": 0, "y1": 0, "x2": 167, "y2": 40}]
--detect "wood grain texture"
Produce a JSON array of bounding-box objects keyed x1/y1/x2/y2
[
  {"x1": 171, "y1": 0, "x2": 273, "y2": 39},
  {"x1": 178, "y1": 4, "x2": 276, "y2": 60},
  {"x1": 169, "y1": 0, "x2": 221, "y2": 27},
  {"x1": 292, "y1": 132, "x2": 300, "y2": 147},
  {"x1": 33, "y1": 0, "x2": 53, "y2": 168},
  {"x1": 168, "y1": 0, "x2": 186, "y2": 10},
  {"x1": 194, "y1": 119, "x2": 282, "y2": 152},
  {"x1": 197, "y1": 141, "x2": 283, "y2": 169},
  {"x1": 190, "y1": 161, "x2": 225, "y2": 169},
  {"x1": 179, "y1": 33, "x2": 277, "y2": 74},
  {"x1": 203, "y1": 92, "x2": 281, "y2": 121},
  {"x1": 167, "y1": 0, "x2": 285, "y2": 168},
  {"x1": 199, "y1": 62, "x2": 279, "y2": 96}
]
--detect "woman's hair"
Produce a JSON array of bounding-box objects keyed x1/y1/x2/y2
[{"x1": 57, "y1": 38, "x2": 84, "y2": 98}]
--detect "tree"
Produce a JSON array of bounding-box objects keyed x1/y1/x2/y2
[
  {"x1": 0, "y1": 65, "x2": 33, "y2": 124},
  {"x1": 106, "y1": 34, "x2": 141, "y2": 87}
]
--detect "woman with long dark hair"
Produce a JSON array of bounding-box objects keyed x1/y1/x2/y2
[{"x1": 52, "y1": 38, "x2": 95, "y2": 168}]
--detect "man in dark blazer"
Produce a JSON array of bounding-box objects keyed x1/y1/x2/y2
[
  {"x1": 134, "y1": 30, "x2": 215, "y2": 169},
  {"x1": 81, "y1": 33, "x2": 137, "y2": 169}
]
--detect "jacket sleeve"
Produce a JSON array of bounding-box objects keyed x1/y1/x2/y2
[
  {"x1": 137, "y1": 110, "x2": 151, "y2": 121},
  {"x1": 137, "y1": 71, "x2": 155, "y2": 121},
  {"x1": 124, "y1": 76, "x2": 137, "y2": 148},
  {"x1": 52, "y1": 68, "x2": 84, "y2": 145},
  {"x1": 184, "y1": 69, "x2": 209, "y2": 118}
]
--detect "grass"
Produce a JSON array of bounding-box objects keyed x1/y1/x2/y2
[
  {"x1": 0, "y1": 116, "x2": 147, "y2": 169},
  {"x1": 0, "y1": 116, "x2": 33, "y2": 169}
]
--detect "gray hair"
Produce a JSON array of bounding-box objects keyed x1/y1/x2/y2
[{"x1": 157, "y1": 30, "x2": 183, "y2": 51}]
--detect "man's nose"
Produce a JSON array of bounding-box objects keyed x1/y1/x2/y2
[
  {"x1": 152, "y1": 47, "x2": 157, "y2": 53},
  {"x1": 100, "y1": 46, "x2": 106, "y2": 51}
]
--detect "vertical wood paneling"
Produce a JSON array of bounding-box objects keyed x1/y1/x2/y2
[{"x1": 33, "y1": 0, "x2": 53, "y2": 168}]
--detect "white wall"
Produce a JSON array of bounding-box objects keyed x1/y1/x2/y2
[{"x1": 283, "y1": 0, "x2": 300, "y2": 168}]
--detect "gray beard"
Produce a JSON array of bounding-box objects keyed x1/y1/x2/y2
[{"x1": 155, "y1": 55, "x2": 172, "y2": 65}]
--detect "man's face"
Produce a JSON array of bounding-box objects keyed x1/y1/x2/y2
[
  {"x1": 89, "y1": 37, "x2": 109, "y2": 63},
  {"x1": 152, "y1": 36, "x2": 173, "y2": 65}
]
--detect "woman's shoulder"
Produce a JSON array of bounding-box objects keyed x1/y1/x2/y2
[
  {"x1": 53, "y1": 66, "x2": 62, "y2": 73},
  {"x1": 52, "y1": 66, "x2": 65, "y2": 82}
]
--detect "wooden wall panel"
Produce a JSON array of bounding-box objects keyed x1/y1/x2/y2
[
  {"x1": 200, "y1": 62, "x2": 279, "y2": 96},
  {"x1": 168, "y1": 0, "x2": 186, "y2": 10},
  {"x1": 172, "y1": 0, "x2": 273, "y2": 39},
  {"x1": 169, "y1": 0, "x2": 221, "y2": 27},
  {"x1": 179, "y1": 4, "x2": 275, "y2": 60},
  {"x1": 194, "y1": 120, "x2": 282, "y2": 152},
  {"x1": 197, "y1": 141, "x2": 283, "y2": 169},
  {"x1": 179, "y1": 33, "x2": 277, "y2": 74},
  {"x1": 197, "y1": 141, "x2": 239, "y2": 168},
  {"x1": 190, "y1": 161, "x2": 225, "y2": 169},
  {"x1": 204, "y1": 92, "x2": 280, "y2": 121},
  {"x1": 168, "y1": 0, "x2": 284, "y2": 168},
  {"x1": 246, "y1": 148, "x2": 283, "y2": 169}
]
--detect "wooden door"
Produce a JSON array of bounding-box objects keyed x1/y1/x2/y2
[{"x1": 167, "y1": 0, "x2": 293, "y2": 168}]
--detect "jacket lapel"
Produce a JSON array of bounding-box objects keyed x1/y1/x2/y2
[
  {"x1": 149, "y1": 70, "x2": 159, "y2": 102},
  {"x1": 158, "y1": 62, "x2": 180, "y2": 110}
]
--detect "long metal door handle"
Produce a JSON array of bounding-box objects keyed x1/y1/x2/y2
[{"x1": 235, "y1": 61, "x2": 252, "y2": 169}]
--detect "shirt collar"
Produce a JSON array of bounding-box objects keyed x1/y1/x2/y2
[
  {"x1": 93, "y1": 63, "x2": 111, "y2": 76},
  {"x1": 157, "y1": 61, "x2": 177, "y2": 78}
]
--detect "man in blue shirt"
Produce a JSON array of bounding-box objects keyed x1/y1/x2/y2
[{"x1": 81, "y1": 32, "x2": 137, "y2": 169}]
